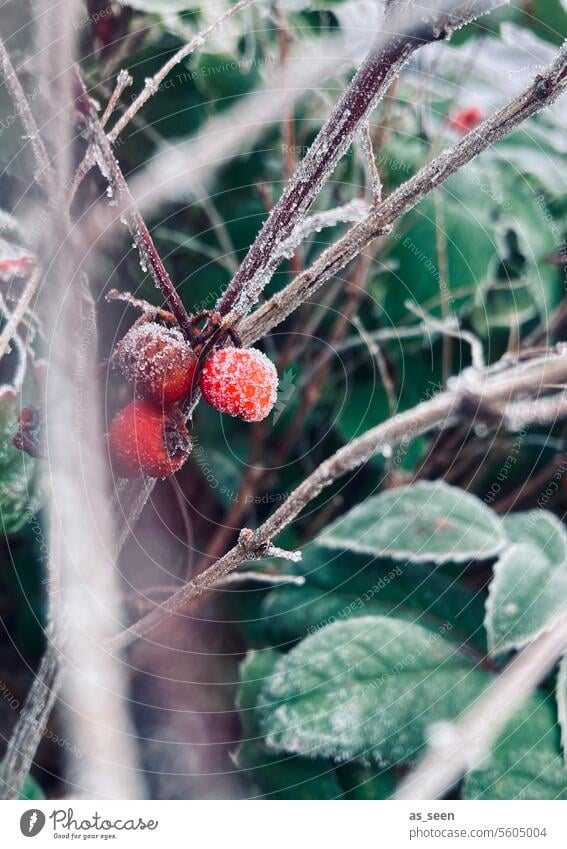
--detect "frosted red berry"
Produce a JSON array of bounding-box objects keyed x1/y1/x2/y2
[
  {"x1": 114, "y1": 322, "x2": 198, "y2": 405},
  {"x1": 448, "y1": 106, "x2": 483, "y2": 134},
  {"x1": 108, "y1": 399, "x2": 192, "y2": 478},
  {"x1": 199, "y1": 347, "x2": 278, "y2": 422}
]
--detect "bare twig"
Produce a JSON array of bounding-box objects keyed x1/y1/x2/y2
[
  {"x1": 0, "y1": 265, "x2": 42, "y2": 361},
  {"x1": 405, "y1": 300, "x2": 485, "y2": 370},
  {"x1": 396, "y1": 615, "x2": 567, "y2": 800},
  {"x1": 0, "y1": 637, "x2": 62, "y2": 799},
  {"x1": 101, "y1": 69, "x2": 133, "y2": 128}
]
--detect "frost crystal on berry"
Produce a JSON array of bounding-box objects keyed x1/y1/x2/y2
[{"x1": 200, "y1": 347, "x2": 279, "y2": 422}]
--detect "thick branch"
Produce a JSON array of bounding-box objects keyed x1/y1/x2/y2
[
  {"x1": 242, "y1": 41, "x2": 567, "y2": 344},
  {"x1": 215, "y1": 0, "x2": 506, "y2": 322},
  {"x1": 108, "y1": 346, "x2": 567, "y2": 652}
]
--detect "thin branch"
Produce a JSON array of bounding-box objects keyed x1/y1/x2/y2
[
  {"x1": 107, "y1": 0, "x2": 256, "y2": 143},
  {"x1": 101, "y1": 69, "x2": 133, "y2": 128},
  {"x1": 108, "y1": 346, "x2": 567, "y2": 652},
  {"x1": 0, "y1": 265, "x2": 42, "y2": 361},
  {"x1": 0, "y1": 37, "x2": 54, "y2": 195},
  {"x1": 405, "y1": 300, "x2": 485, "y2": 370},
  {"x1": 73, "y1": 69, "x2": 195, "y2": 341},
  {"x1": 0, "y1": 637, "x2": 62, "y2": 799},
  {"x1": 395, "y1": 615, "x2": 567, "y2": 800},
  {"x1": 241, "y1": 40, "x2": 567, "y2": 345}
]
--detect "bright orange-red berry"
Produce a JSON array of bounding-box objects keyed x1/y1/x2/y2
[
  {"x1": 448, "y1": 105, "x2": 483, "y2": 134},
  {"x1": 199, "y1": 347, "x2": 278, "y2": 422},
  {"x1": 108, "y1": 399, "x2": 192, "y2": 478},
  {"x1": 114, "y1": 322, "x2": 198, "y2": 406}
]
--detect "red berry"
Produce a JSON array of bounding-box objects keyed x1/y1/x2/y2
[
  {"x1": 448, "y1": 105, "x2": 483, "y2": 134},
  {"x1": 108, "y1": 400, "x2": 192, "y2": 478},
  {"x1": 114, "y1": 322, "x2": 198, "y2": 406},
  {"x1": 200, "y1": 347, "x2": 278, "y2": 422}
]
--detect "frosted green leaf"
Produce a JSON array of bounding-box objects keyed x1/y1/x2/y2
[
  {"x1": 502, "y1": 511, "x2": 567, "y2": 566},
  {"x1": 485, "y1": 534, "x2": 567, "y2": 657},
  {"x1": 258, "y1": 616, "x2": 490, "y2": 766},
  {"x1": 235, "y1": 650, "x2": 343, "y2": 799},
  {"x1": 318, "y1": 481, "x2": 506, "y2": 563}
]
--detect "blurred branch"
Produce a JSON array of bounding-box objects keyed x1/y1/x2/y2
[
  {"x1": 396, "y1": 615, "x2": 567, "y2": 800},
  {"x1": 0, "y1": 636, "x2": 62, "y2": 799},
  {"x1": 109, "y1": 345, "x2": 567, "y2": 652},
  {"x1": 0, "y1": 38, "x2": 54, "y2": 195},
  {"x1": 242, "y1": 40, "x2": 567, "y2": 345},
  {"x1": 0, "y1": 265, "x2": 42, "y2": 361}
]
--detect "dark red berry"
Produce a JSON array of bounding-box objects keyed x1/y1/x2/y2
[{"x1": 108, "y1": 399, "x2": 191, "y2": 478}]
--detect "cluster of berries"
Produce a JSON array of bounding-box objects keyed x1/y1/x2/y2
[{"x1": 108, "y1": 320, "x2": 278, "y2": 479}]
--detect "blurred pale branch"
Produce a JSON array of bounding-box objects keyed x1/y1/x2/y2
[{"x1": 396, "y1": 615, "x2": 567, "y2": 800}]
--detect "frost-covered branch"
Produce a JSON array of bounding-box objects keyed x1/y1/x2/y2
[
  {"x1": 107, "y1": 0, "x2": 256, "y2": 143},
  {"x1": 0, "y1": 37, "x2": 54, "y2": 195},
  {"x1": 73, "y1": 69, "x2": 195, "y2": 341}
]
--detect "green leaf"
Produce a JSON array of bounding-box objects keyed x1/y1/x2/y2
[
  {"x1": 464, "y1": 694, "x2": 567, "y2": 800},
  {"x1": 486, "y1": 512, "x2": 567, "y2": 656},
  {"x1": 235, "y1": 650, "x2": 343, "y2": 799},
  {"x1": 318, "y1": 481, "x2": 506, "y2": 564},
  {"x1": 503, "y1": 510, "x2": 567, "y2": 565},
  {"x1": 258, "y1": 616, "x2": 491, "y2": 766}
]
